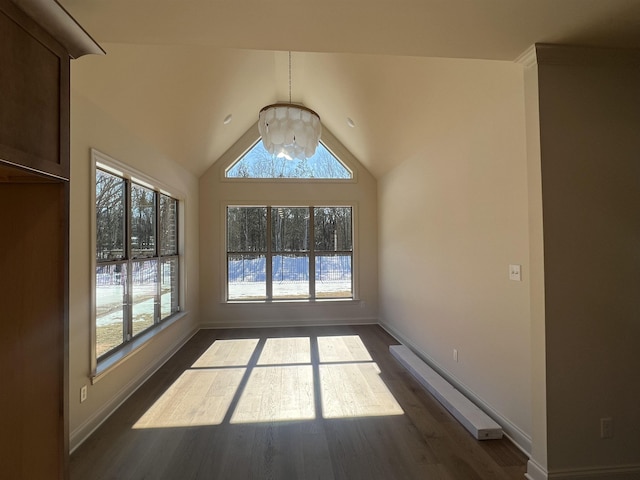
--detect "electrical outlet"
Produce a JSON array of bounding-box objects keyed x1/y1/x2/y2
[
  {"x1": 601, "y1": 417, "x2": 613, "y2": 439},
  {"x1": 80, "y1": 385, "x2": 88, "y2": 403},
  {"x1": 509, "y1": 264, "x2": 522, "y2": 281}
]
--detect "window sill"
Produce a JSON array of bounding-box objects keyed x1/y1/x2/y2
[
  {"x1": 91, "y1": 311, "x2": 188, "y2": 384},
  {"x1": 222, "y1": 298, "x2": 361, "y2": 306}
]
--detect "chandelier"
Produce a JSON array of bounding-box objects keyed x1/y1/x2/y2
[{"x1": 258, "y1": 52, "x2": 322, "y2": 160}]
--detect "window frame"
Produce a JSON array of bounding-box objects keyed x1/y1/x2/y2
[
  {"x1": 219, "y1": 126, "x2": 359, "y2": 184},
  {"x1": 91, "y1": 149, "x2": 184, "y2": 380},
  {"x1": 224, "y1": 139, "x2": 354, "y2": 181},
  {"x1": 225, "y1": 204, "x2": 355, "y2": 303}
]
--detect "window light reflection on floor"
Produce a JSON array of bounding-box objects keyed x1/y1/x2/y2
[
  {"x1": 191, "y1": 338, "x2": 259, "y2": 368},
  {"x1": 133, "y1": 368, "x2": 246, "y2": 428},
  {"x1": 317, "y1": 335, "x2": 373, "y2": 362},
  {"x1": 229, "y1": 365, "x2": 316, "y2": 424},
  {"x1": 257, "y1": 337, "x2": 310, "y2": 365},
  {"x1": 133, "y1": 334, "x2": 403, "y2": 429},
  {"x1": 320, "y1": 362, "x2": 404, "y2": 419}
]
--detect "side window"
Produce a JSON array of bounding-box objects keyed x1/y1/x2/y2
[
  {"x1": 95, "y1": 163, "x2": 180, "y2": 361},
  {"x1": 226, "y1": 206, "x2": 353, "y2": 301}
]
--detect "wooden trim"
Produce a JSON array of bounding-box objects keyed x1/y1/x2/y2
[
  {"x1": 9, "y1": 0, "x2": 104, "y2": 58},
  {"x1": 60, "y1": 181, "x2": 70, "y2": 478}
]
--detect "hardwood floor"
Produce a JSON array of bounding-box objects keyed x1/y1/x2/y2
[{"x1": 71, "y1": 325, "x2": 527, "y2": 479}]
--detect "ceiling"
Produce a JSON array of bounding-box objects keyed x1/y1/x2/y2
[{"x1": 62, "y1": 0, "x2": 640, "y2": 177}]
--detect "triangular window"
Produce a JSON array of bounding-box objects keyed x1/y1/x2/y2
[{"x1": 225, "y1": 140, "x2": 353, "y2": 179}]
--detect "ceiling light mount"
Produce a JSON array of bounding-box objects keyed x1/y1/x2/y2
[{"x1": 258, "y1": 52, "x2": 322, "y2": 160}]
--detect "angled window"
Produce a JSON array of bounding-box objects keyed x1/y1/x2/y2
[
  {"x1": 225, "y1": 141, "x2": 352, "y2": 179},
  {"x1": 94, "y1": 156, "x2": 181, "y2": 362}
]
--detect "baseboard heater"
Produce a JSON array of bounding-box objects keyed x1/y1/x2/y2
[{"x1": 390, "y1": 344, "x2": 503, "y2": 440}]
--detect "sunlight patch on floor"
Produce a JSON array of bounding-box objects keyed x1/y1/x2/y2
[
  {"x1": 191, "y1": 338, "x2": 259, "y2": 368},
  {"x1": 318, "y1": 335, "x2": 373, "y2": 362},
  {"x1": 257, "y1": 337, "x2": 310, "y2": 365},
  {"x1": 230, "y1": 365, "x2": 315, "y2": 424},
  {"x1": 320, "y1": 363, "x2": 404, "y2": 418},
  {"x1": 133, "y1": 334, "x2": 403, "y2": 429},
  {"x1": 133, "y1": 368, "x2": 245, "y2": 428}
]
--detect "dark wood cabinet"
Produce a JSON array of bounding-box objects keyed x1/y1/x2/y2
[
  {"x1": 0, "y1": 1, "x2": 102, "y2": 478},
  {"x1": 0, "y1": 0, "x2": 70, "y2": 179},
  {"x1": 0, "y1": 175, "x2": 69, "y2": 479}
]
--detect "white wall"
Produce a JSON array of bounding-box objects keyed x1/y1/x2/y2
[
  {"x1": 199, "y1": 128, "x2": 378, "y2": 326},
  {"x1": 68, "y1": 88, "x2": 200, "y2": 450},
  {"x1": 377, "y1": 58, "x2": 532, "y2": 450}
]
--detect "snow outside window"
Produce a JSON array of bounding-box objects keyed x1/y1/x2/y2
[{"x1": 227, "y1": 206, "x2": 352, "y2": 301}]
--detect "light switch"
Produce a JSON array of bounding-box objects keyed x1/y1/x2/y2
[{"x1": 509, "y1": 264, "x2": 522, "y2": 281}]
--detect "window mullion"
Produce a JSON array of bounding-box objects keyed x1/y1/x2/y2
[
  {"x1": 266, "y1": 206, "x2": 273, "y2": 300},
  {"x1": 125, "y1": 179, "x2": 133, "y2": 343},
  {"x1": 309, "y1": 207, "x2": 316, "y2": 300},
  {"x1": 175, "y1": 198, "x2": 180, "y2": 312},
  {"x1": 155, "y1": 191, "x2": 160, "y2": 324}
]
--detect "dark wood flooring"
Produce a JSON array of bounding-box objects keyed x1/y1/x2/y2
[{"x1": 71, "y1": 325, "x2": 527, "y2": 479}]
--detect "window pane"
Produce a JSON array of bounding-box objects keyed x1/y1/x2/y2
[
  {"x1": 273, "y1": 254, "x2": 309, "y2": 299},
  {"x1": 160, "y1": 195, "x2": 178, "y2": 256},
  {"x1": 227, "y1": 207, "x2": 267, "y2": 252},
  {"x1": 131, "y1": 183, "x2": 156, "y2": 258},
  {"x1": 228, "y1": 254, "x2": 266, "y2": 300},
  {"x1": 132, "y1": 260, "x2": 158, "y2": 336},
  {"x1": 161, "y1": 257, "x2": 179, "y2": 319},
  {"x1": 226, "y1": 141, "x2": 352, "y2": 179},
  {"x1": 314, "y1": 207, "x2": 352, "y2": 251},
  {"x1": 272, "y1": 207, "x2": 309, "y2": 252},
  {"x1": 96, "y1": 169, "x2": 125, "y2": 261},
  {"x1": 96, "y1": 263, "x2": 126, "y2": 357},
  {"x1": 315, "y1": 254, "x2": 352, "y2": 298}
]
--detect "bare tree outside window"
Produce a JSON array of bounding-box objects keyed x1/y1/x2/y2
[
  {"x1": 96, "y1": 170, "x2": 125, "y2": 261},
  {"x1": 131, "y1": 184, "x2": 156, "y2": 258},
  {"x1": 227, "y1": 206, "x2": 353, "y2": 301},
  {"x1": 226, "y1": 141, "x2": 352, "y2": 179},
  {"x1": 95, "y1": 165, "x2": 180, "y2": 361}
]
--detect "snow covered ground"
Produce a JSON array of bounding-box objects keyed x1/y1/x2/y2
[
  {"x1": 227, "y1": 255, "x2": 352, "y2": 299},
  {"x1": 97, "y1": 265, "x2": 352, "y2": 326},
  {"x1": 96, "y1": 285, "x2": 171, "y2": 326},
  {"x1": 229, "y1": 280, "x2": 352, "y2": 300}
]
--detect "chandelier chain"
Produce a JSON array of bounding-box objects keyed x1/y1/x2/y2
[
  {"x1": 257, "y1": 50, "x2": 321, "y2": 160},
  {"x1": 288, "y1": 51, "x2": 292, "y2": 104}
]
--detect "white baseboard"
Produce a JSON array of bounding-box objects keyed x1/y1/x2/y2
[
  {"x1": 526, "y1": 459, "x2": 548, "y2": 480},
  {"x1": 379, "y1": 321, "x2": 532, "y2": 456},
  {"x1": 548, "y1": 464, "x2": 640, "y2": 479},
  {"x1": 69, "y1": 326, "x2": 199, "y2": 453}
]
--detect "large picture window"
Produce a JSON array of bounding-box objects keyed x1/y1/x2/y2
[
  {"x1": 95, "y1": 165, "x2": 180, "y2": 360},
  {"x1": 227, "y1": 206, "x2": 352, "y2": 301}
]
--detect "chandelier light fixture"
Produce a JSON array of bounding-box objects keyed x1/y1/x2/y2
[{"x1": 258, "y1": 52, "x2": 322, "y2": 160}]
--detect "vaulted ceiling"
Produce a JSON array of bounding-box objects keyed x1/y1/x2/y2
[{"x1": 62, "y1": 0, "x2": 640, "y2": 177}]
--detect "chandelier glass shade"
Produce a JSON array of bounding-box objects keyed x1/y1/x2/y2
[{"x1": 258, "y1": 103, "x2": 322, "y2": 160}]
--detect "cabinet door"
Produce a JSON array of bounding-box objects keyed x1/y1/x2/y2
[
  {"x1": 0, "y1": 180, "x2": 68, "y2": 479},
  {"x1": 0, "y1": 1, "x2": 70, "y2": 180}
]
